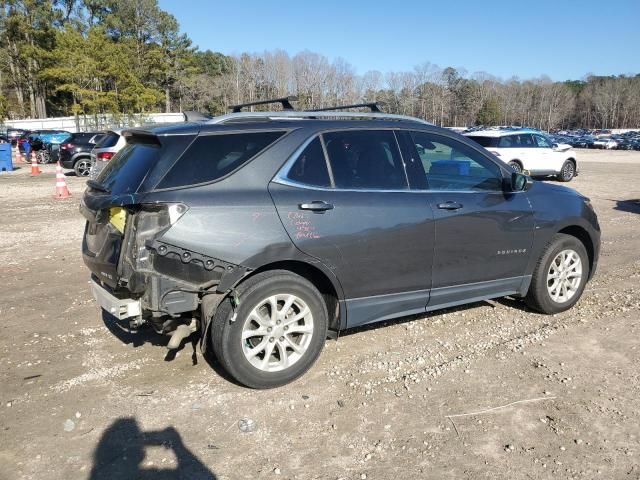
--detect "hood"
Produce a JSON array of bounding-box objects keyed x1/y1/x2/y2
[{"x1": 530, "y1": 179, "x2": 584, "y2": 199}]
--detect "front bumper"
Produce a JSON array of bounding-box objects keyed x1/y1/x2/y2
[{"x1": 90, "y1": 278, "x2": 141, "y2": 320}]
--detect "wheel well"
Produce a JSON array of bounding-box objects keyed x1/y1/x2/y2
[
  {"x1": 566, "y1": 158, "x2": 576, "y2": 165},
  {"x1": 558, "y1": 225, "x2": 594, "y2": 274},
  {"x1": 244, "y1": 261, "x2": 341, "y2": 332},
  {"x1": 509, "y1": 159, "x2": 522, "y2": 167}
]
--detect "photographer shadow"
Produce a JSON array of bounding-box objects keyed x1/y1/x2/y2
[{"x1": 89, "y1": 417, "x2": 216, "y2": 479}]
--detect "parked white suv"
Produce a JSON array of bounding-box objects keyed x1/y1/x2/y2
[{"x1": 465, "y1": 129, "x2": 578, "y2": 182}]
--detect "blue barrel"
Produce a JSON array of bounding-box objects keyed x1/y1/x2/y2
[{"x1": 0, "y1": 143, "x2": 12, "y2": 172}]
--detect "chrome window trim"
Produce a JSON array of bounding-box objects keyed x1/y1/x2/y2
[
  {"x1": 272, "y1": 176, "x2": 516, "y2": 195},
  {"x1": 273, "y1": 128, "x2": 518, "y2": 194}
]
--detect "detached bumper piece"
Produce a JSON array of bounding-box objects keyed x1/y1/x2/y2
[{"x1": 91, "y1": 278, "x2": 141, "y2": 320}]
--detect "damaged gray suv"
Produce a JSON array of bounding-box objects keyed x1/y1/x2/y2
[{"x1": 81, "y1": 99, "x2": 600, "y2": 388}]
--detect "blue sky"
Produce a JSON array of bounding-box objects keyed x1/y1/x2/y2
[{"x1": 159, "y1": 0, "x2": 639, "y2": 81}]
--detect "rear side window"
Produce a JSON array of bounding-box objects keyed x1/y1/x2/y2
[
  {"x1": 286, "y1": 138, "x2": 331, "y2": 187},
  {"x1": 323, "y1": 130, "x2": 407, "y2": 190},
  {"x1": 468, "y1": 136, "x2": 497, "y2": 148},
  {"x1": 157, "y1": 131, "x2": 285, "y2": 189},
  {"x1": 94, "y1": 132, "x2": 120, "y2": 148}
]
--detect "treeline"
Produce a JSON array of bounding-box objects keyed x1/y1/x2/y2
[{"x1": 1, "y1": 1, "x2": 639, "y2": 129}]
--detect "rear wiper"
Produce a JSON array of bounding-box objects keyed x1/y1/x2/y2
[{"x1": 86, "y1": 179, "x2": 111, "y2": 193}]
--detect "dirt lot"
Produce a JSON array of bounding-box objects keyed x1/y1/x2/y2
[{"x1": 1, "y1": 150, "x2": 639, "y2": 480}]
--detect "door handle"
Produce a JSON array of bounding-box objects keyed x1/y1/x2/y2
[
  {"x1": 299, "y1": 201, "x2": 334, "y2": 212},
  {"x1": 437, "y1": 201, "x2": 463, "y2": 211}
]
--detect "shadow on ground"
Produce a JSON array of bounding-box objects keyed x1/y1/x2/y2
[
  {"x1": 89, "y1": 418, "x2": 216, "y2": 479},
  {"x1": 101, "y1": 310, "x2": 201, "y2": 364},
  {"x1": 614, "y1": 199, "x2": 640, "y2": 214}
]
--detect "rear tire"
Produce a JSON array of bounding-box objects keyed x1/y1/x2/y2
[
  {"x1": 558, "y1": 160, "x2": 575, "y2": 182},
  {"x1": 74, "y1": 158, "x2": 92, "y2": 177},
  {"x1": 508, "y1": 160, "x2": 523, "y2": 173},
  {"x1": 525, "y1": 233, "x2": 589, "y2": 314},
  {"x1": 210, "y1": 270, "x2": 328, "y2": 388}
]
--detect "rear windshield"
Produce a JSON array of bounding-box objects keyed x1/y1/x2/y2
[
  {"x1": 97, "y1": 142, "x2": 161, "y2": 195},
  {"x1": 94, "y1": 132, "x2": 120, "y2": 149},
  {"x1": 156, "y1": 131, "x2": 285, "y2": 189},
  {"x1": 467, "y1": 136, "x2": 497, "y2": 148},
  {"x1": 72, "y1": 133, "x2": 101, "y2": 144}
]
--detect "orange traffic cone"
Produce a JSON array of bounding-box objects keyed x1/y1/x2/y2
[
  {"x1": 53, "y1": 162, "x2": 71, "y2": 199},
  {"x1": 30, "y1": 151, "x2": 41, "y2": 175}
]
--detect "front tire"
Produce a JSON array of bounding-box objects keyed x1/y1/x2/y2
[
  {"x1": 558, "y1": 160, "x2": 575, "y2": 182},
  {"x1": 525, "y1": 233, "x2": 589, "y2": 314},
  {"x1": 36, "y1": 151, "x2": 49, "y2": 164},
  {"x1": 210, "y1": 270, "x2": 328, "y2": 388}
]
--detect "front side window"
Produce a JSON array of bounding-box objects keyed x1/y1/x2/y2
[
  {"x1": 286, "y1": 137, "x2": 331, "y2": 187},
  {"x1": 323, "y1": 130, "x2": 407, "y2": 190},
  {"x1": 534, "y1": 134, "x2": 552, "y2": 148},
  {"x1": 158, "y1": 131, "x2": 285, "y2": 189},
  {"x1": 408, "y1": 131, "x2": 503, "y2": 191},
  {"x1": 517, "y1": 134, "x2": 535, "y2": 147}
]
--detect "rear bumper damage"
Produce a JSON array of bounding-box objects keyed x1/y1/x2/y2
[{"x1": 90, "y1": 278, "x2": 141, "y2": 320}]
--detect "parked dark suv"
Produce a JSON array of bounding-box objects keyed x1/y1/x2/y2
[
  {"x1": 60, "y1": 132, "x2": 106, "y2": 176},
  {"x1": 81, "y1": 100, "x2": 600, "y2": 388}
]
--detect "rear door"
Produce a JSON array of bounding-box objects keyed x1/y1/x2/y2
[
  {"x1": 401, "y1": 130, "x2": 534, "y2": 309},
  {"x1": 269, "y1": 129, "x2": 435, "y2": 327}
]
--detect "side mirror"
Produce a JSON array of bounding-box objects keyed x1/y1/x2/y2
[{"x1": 511, "y1": 172, "x2": 533, "y2": 192}]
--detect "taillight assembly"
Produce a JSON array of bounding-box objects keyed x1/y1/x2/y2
[
  {"x1": 60, "y1": 143, "x2": 73, "y2": 150},
  {"x1": 97, "y1": 151, "x2": 115, "y2": 161}
]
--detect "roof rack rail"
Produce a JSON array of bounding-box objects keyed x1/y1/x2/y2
[
  {"x1": 207, "y1": 110, "x2": 433, "y2": 126},
  {"x1": 229, "y1": 96, "x2": 298, "y2": 113},
  {"x1": 308, "y1": 102, "x2": 385, "y2": 113}
]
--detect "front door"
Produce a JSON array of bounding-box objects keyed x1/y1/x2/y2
[
  {"x1": 269, "y1": 130, "x2": 435, "y2": 327},
  {"x1": 400, "y1": 130, "x2": 535, "y2": 309}
]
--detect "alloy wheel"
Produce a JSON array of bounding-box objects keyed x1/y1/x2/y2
[
  {"x1": 547, "y1": 249, "x2": 582, "y2": 303},
  {"x1": 241, "y1": 294, "x2": 314, "y2": 372}
]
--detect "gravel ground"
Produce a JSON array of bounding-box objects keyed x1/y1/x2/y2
[{"x1": 1, "y1": 152, "x2": 639, "y2": 480}]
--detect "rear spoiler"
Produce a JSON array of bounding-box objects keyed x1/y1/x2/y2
[{"x1": 122, "y1": 130, "x2": 161, "y2": 146}]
